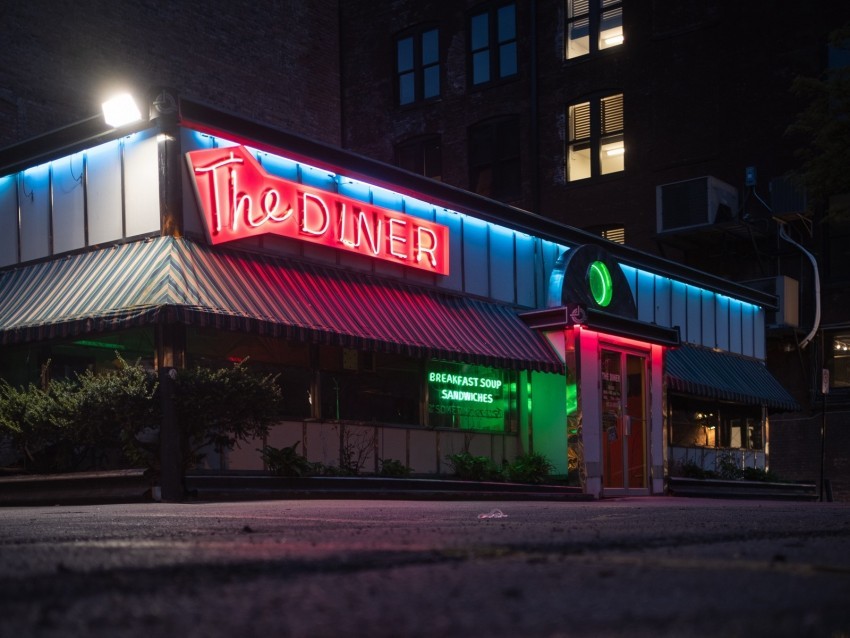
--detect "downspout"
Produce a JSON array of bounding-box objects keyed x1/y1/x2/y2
[{"x1": 529, "y1": 0, "x2": 540, "y2": 214}]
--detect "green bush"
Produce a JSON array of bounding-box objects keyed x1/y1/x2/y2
[
  {"x1": 505, "y1": 452, "x2": 555, "y2": 484},
  {"x1": 379, "y1": 458, "x2": 411, "y2": 478},
  {"x1": 260, "y1": 441, "x2": 318, "y2": 477},
  {"x1": 445, "y1": 452, "x2": 503, "y2": 481},
  {"x1": 742, "y1": 466, "x2": 781, "y2": 482}
]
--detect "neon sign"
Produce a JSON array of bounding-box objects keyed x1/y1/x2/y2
[
  {"x1": 427, "y1": 363, "x2": 515, "y2": 431},
  {"x1": 186, "y1": 146, "x2": 450, "y2": 275}
]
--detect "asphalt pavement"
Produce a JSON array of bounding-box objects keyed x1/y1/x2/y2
[{"x1": 1, "y1": 497, "x2": 848, "y2": 637}]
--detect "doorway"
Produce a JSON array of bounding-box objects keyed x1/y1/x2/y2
[{"x1": 600, "y1": 347, "x2": 649, "y2": 493}]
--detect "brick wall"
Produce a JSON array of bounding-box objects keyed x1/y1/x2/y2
[{"x1": 0, "y1": 0, "x2": 341, "y2": 149}]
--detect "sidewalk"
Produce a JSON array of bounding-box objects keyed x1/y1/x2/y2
[{"x1": 0, "y1": 469, "x2": 593, "y2": 506}]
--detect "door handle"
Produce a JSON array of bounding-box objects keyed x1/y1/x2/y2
[{"x1": 623, "y1": 415, "x2": 631, "y2": 436}]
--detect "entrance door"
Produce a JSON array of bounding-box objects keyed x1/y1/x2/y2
[{"x1": 601, "y1": 348, "x2": 648, "y2": 492}]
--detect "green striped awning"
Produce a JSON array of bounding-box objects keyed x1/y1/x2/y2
[
  {"x1": 0, "y1": 237, "x2": 563, "y2": 372},
  {"x1": 666, "y1": 345, "x2": 799, "y2": 411}
]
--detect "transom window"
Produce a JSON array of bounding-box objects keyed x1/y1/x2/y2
[
  {"x1": 396, "y1": 26, "x2": 440, "y2": 106},
  {"x1": 567, "y1": 93, "x2": 624, "y2": 181},
  {"x1": 566, "y1": 0, "x2": 624, "y2": 60},
  {"x1": 470, "y1": 3, "x2": 518, "y2": 86},
  {"x1": 469, "y1": 116, "x2": 521, "y2": 201}
]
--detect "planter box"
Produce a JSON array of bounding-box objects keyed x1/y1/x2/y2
[{"x1": 668, "y1": 476, "x2": 818, "y2": 501}]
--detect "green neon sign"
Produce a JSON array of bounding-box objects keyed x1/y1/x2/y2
[
  {"x1": 588, "y1": 260, "x2": 613, "y2": 307},
  {"x1": 427, "y1": 362, "x2": 515, "y2": 431}
]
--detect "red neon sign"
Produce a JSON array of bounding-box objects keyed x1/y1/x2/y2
[{"x1": 186, "y1": 146, "x2": 450, "y2": 275}]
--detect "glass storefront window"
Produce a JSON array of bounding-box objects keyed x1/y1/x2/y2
[{"x1": 669, "y1": 397, "x2": 763, "y2": 450}]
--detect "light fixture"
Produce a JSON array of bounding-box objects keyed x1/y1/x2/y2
[
  {"x1": 605, "y1": 35, "x2": 625, "y2": 46},
  {"x1": 102, "y1": 93, "x2": 142, "y2": 128},
  {"x1": 606, "y1": 146, "x2": 625, "y2": 157}
]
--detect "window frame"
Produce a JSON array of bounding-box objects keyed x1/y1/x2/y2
[
  {"x1": 567, "y1": 92, "x2": 625, "y2": 182},
  {"x1": 468, "y1": 2, "x2": 519, "y2": 88},
  {"x1": 395, "y1": 135, "x2": 442, "y2": 181},
  {"x1": 468, "y1": 115, "x2": 522, "y2": 201},
  {"x1": 395, "y1": 25, "x2": 441, "y2": 107},
  {"x1": 565, "y1": 0, "x2": 624, "y2": 60}
]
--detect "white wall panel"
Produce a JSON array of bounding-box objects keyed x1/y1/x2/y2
[
  {"x1": 754, "y1": 307, "x2": 766, "y2": 359},
  {"x1": 715, "y1": 295, "x2": 730, "y2": 351},
  {"x1": 515, "y1": 233, "x2": 536, "y2": 307},
  {"x1": 686, "y1": 285, "x2": 702, "y2": 345},
  {"x1": 637, "y1": 270, "x2": 655, "y2": 323},
  {"x1": 19, "y1": 164, "x2": 50, "y2": 261},
  {"x1": 654, "y1": 275, "x2": 671, "y2": 327},
  {"x1": 51, "y1": 153, "x2": 86, "y2": 254},
  {"x1": 462, "y1": 216, "x2": 489, "y2": 297},
  {"x1": 729, "y1": 299, "x2": 743, "y2": 354},
  {"x1": 86, "y1": 140, "x2": 123, "y2": 245},
  {"x1": 701, "y1": 289, "x2": 716, "y2": 349},
  {"x1": 0, "y1": 175, "x2": 18, "y2": 267},
  {"x1": 489, "y1": 225, "x2": 515, "y2": 303},
  {"x1": 124, "y1": 132, "x2": 160, "y2": 237},
  {"x1": 434, "y1": 209, "x2": 463, "y2": 292},
  {"x1": 671, "y1": 280, "x2": 687, "y2": 336}
]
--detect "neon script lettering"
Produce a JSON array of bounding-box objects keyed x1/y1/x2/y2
[{"x1": 187, "y1": 146, "x2": 450, "y2": 275}]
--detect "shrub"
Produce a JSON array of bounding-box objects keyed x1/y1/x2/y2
[
  {"x1": 379, "y1": 458, "x2": 411, "y2": 478},
  {"x1": 742, "y1": 466, "x2": 781, "y2": 482},
  {"x1": 505, "y1": 452, "x2": 555, "y2": 484},
  {"x1": 445, "y1": 452, "x2": 503, "y2": 481},
  {"x1": 260, "y1": 442, "x2": 318, "y2": 477}
]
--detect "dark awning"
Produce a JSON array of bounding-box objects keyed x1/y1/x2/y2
[
  {"x1": 666, "y1": 344, "x2": 800, "y2": 411},
  {"x1": 0, "y1": 237, "x2": 563, "y2": 373}
]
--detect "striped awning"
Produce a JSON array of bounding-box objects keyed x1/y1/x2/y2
[
  {"x1": 666, "y1": 345, "x2": 799, "y2": 411},
  {"x1": 0, "y1": 237, "x2": 563, "y2": 372}
]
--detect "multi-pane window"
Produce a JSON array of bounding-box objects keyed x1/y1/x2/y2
[
  {"x1": 566, "y1": 0, "x2": 624, "y2": 60},
  {"x1": 567, "y1": 93, "x2": 624, "y2": 181},
  {"x1": 470, "y1": 3, "x2": 518, "y2": 86},
  {"x1": 395, "y1": 136, "x2": 442, "y2": 180},
  {"x1": 469, "y1": 116, "x2": 521, "y2": 201},
  {"x1": 396, "y1": 27, "x2": 440, "y2": 106}
]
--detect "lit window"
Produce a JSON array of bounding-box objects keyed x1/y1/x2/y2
[
  {"x1": 469, "y1": 116, "x2": 521, "y2": 201},
  {"x1": 829, "y1": 333, "x2": 850, "y2": 389},
  {"x1": 566, "y1": 0, "x2": 623, "y2": 60},
  {"x1": 396, "y1": 26, "x2": 440, "y2": 106},
  {"x1": 470, "y1": 3, "x2": 518, "y2": 86},
  {"x1": 585, "y1": 224, "x2": 625, "y2": 244},
  {"x1": 396, "y1": 136, "x2": 442, "y2": 180},
  {"x1": 568, "y1": 93, "x2": 624, "y2": 181}
]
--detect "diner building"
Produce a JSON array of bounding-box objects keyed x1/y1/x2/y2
[{"x1": 0, "y1": 92, "x2": 798, "y2": 498}]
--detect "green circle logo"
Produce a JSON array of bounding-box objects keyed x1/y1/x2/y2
[{"x1": 588, "y1": 261, "x2": 613, "y2": 307}]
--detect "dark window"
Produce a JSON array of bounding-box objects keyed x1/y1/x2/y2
[
  {"x1": 395, "y1": 136, "x2": 442, "y2": 180},
  {"x1": 568, "y1": 93, "x2": 624, "y2": 181},
  {"x1": 828, "y1": 332, "x2": 850, "y2": 390},
  {"x1": 566, "y1": 0, "x2": 623, "y2": 59},
  {"x1": 396, "y1": 26, "x2": 440, "y2": 106},
  {"x1": 469, "y1": 116, "x2": 521, "y2": 200},
  {"x1": 469, "y1": 3, "x2": 517, "y2": 86},
  {"x1": 669, "y1": 397, "x2": 763, "y2": 450}
]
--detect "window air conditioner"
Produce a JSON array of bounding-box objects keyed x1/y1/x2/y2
[{"x1": 656, "y1": 176, "x2": 739, "y2": 233}]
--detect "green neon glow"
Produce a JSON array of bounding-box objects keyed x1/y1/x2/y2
[
  {"x1": 566, "y1": 381, "x2": 577, "y2": 416},
  {"x1": 72, "y1": 340, "x2": 126, "y2": 351},
  {"x1": 588, "y1": 260, "x2": 613, "y2": 307}
]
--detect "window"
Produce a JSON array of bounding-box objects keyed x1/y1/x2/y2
[
  {"x1": 828, "y1": 333, "x2": 850, "y2": 389},
  {"x1": 566, "y1": 0, "x2": 623, "y2": 59},
  {"x1": 586, "y1": 224, "x2": 625, "y2": 244},
  {"x1": 469, "y1": 3, "x2": 518, "y2": 86},
  {"x1": 396, "y1": 27, "x2": 440, "y2": 106},
  {"x1": 669, "y1": 398, "x2": 764, "y2": 451},
  {"x1": 567, "y1": 93, "x2": 624, "y2": 181},
  {"x1": 469, "y1": 116, "x2": 521, "y2": 200},
  {"x1": 395, "y1": 136, "x2": 442, "y2": 180}
]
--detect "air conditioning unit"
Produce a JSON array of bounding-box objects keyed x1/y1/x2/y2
[
  {"x1": 656, "y1": 176, "x2": 739, "y2": 233},
  {"x1": 744, "y1": 276, "x2": 800, "y2": 328}
]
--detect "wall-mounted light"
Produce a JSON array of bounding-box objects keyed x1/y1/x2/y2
[
  {"x1": 604, "y1": 35, "x2": 625, "y2": 46},
  {"x1": 605, "y1": 145, "x2": 625, "y2": 157},
  {"x1": 101, "y1": 93, "x2": 142, "y2": 128}
]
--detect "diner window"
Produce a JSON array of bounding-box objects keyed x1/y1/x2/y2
[
  {"x1": 566, "y1": 0, "x2": 624, "y2": 60},
  {"x1": 669, "y1": 398, "x2": 763, "y2": 450},
  {"x1": 319, "y1": 348, "x2": 420, "y2": 425},
  {"x1": 567, "y1": 93, "x2": 624, "y2": 181},
  {"x1": 469, "y1": 116, "x2": 521, "y2": 200},
  {"x1": 395, "y1": 136, "x2": 442, "y2": 180},
  {"x1": 396, "y1": 26, "x2": 440, "y2": 106},
  {"x1": 829, "y1": 333, "x2": 850, "y2": 389},
  {"x1": 469, "y1": 2, "x2": 518, "y2": 86}
]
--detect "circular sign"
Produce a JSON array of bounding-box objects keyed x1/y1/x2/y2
[{"x1": 588, "y1": 260, "x2": 613, "y2": 307}]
